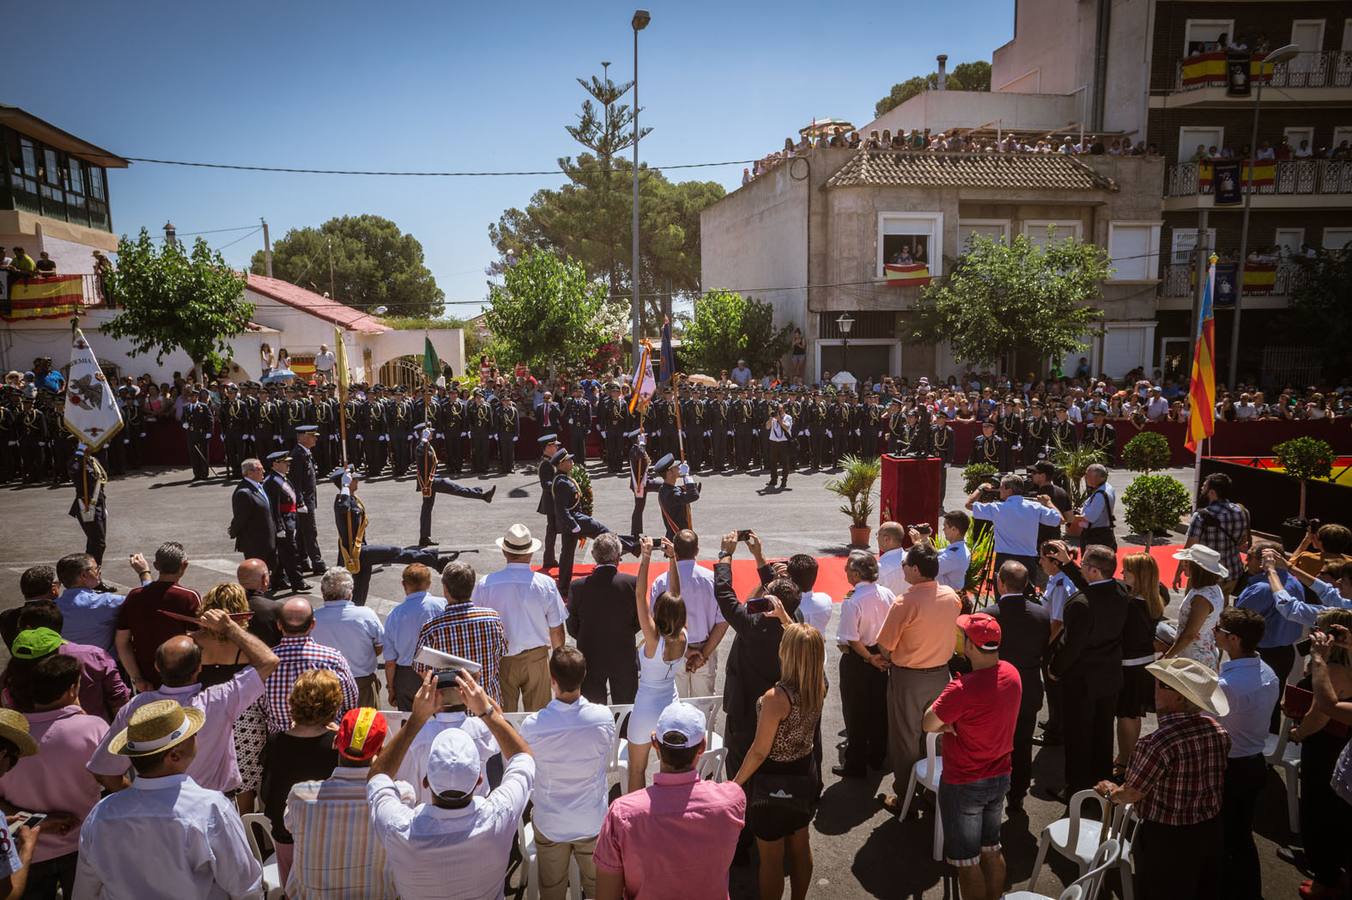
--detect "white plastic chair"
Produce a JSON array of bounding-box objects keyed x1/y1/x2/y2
[
  {"x1": 895, "y1": 731, "x2": 944, "y2": 862},
  {"x1": 1007, "y1": 838, "x2": 1120, "y2": 900},
  {"x1": 516, "y1": 816, "x2": 582, "y2": 900},
  {"x1": 697, "y1": 746, "x2": 727, "y2": 782},
  {"x1": 1263, "y1": 713, "x2": 1302, "y2": 832},
  {"x1": 604, "y1": 704, "x2": 636, "y2": 790},
  {"x1": 683, "y1": 695, "x2": 725, "y2": 752},
  {"x1": 1109, "y1": 805, "x2": 1141, "y2": 900},
  {"x1": 1027, "y1": 789, "x2": 1109, "y2": 891},
  {"x1": 240, "y1": 812, "x2": 285, "y2": 900}
]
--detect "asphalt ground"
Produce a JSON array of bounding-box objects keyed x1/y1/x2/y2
[{"x1": 0, "y1": 459, "x2": 1312, "y2": 899}]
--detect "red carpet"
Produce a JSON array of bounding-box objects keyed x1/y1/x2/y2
[{"x1": 542, "y1": 543, "x2": 1186, "y2": 600}]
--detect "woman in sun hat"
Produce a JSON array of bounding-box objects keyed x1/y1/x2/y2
[{"x1": 1165, "y1": 544, "x2": 1228, "y2": 670}]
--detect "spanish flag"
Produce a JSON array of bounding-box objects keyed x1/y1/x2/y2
[
  {"x1": 883, "y1": 263, "x2": 932, "y2": 287},
  {"x1": 1186, "y1": 255, "x2": 1217, "y2": 453},
  {"x1": 1199, "y1": 159, "x2": 1275, "y2": 190},
  {"x1": 1, "y1": 274, "x2": 84, "y2": 321},
  {"x1": 1242, "y1": 262, "x2": 1277, "y2": 295},
  {"x1": 1181, "y1": 51, "x2": 1228, "y2": 87}
]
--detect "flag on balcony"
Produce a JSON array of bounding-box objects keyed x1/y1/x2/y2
[
  {"x1": 1185, "y1": 256, "x2": 1218, "y2": 454},
  {"x1": 1181, "y1": 51, "x2": 1273, "y2": 89},
  {"x1": 629, "y1": 340, "x2": 655, "y2": 414},
  {"x1": 883, "y1": 263, "x2": 932, "y2": 286},
  {"x1": 1199, "y1": 160, "x2": 1274, "y2": 195},
  {"x1": 64, "y1": 324, "x2": 123, "y2": 453},
  {"x1": 0, "y1": 274, "x2": 85, "y2": 321}
]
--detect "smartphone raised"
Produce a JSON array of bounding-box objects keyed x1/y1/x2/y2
[
  {"x1": 736, "y1": 529, "x2": 753, "y2": 542},
  {"x1": 746, "y1": 597, "x2": 772, "y2": 614}
]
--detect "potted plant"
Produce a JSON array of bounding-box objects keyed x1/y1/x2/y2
[
  {"x1": 825, "y1": 454, "x2": 881, "y2": 547},
  {"x1": 1122, "y1": 431, "x2": 1172, "y2": 475},
  {"x1": 961, "y1": 463, "x2": 999, "y2": 495},
  {"x1": 1051, "y1": 442, "x2": 1107, "y2": 506},
  {"x1": 1121, "y1": 473, "x2": 1192, "y2": 543},
  {"x1": 1274, "y1": 436, "x2": 1334, "y2": 520}
]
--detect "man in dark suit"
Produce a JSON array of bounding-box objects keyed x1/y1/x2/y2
[
  {"x1": 264, "y1": 450, "x2": 310, "y2": 595},
  {"x1": 332, "y1": 466, "x2": 450, "y2": 606},
  {"x1": 229, "y1": 457, "x2": 276, "y2": 569},
  {"x1": 1047, "y1": 541, "x2": 1129, "y2": 796},
  {"x1": 566, "y1": 533, "x2": 640, "y2": 704},
  {"x1": 536, "y1": 434, "x2": 561, "y2": 570},
  {"x1": 289, "y1": 426, "x2": 325, "y2": 575},
  {"x1": 985, "y1": 560, "x2": 1050, "y2": 814}
]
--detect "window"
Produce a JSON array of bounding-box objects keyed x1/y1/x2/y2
[
  {"x1": 1284, "y1": 127, "x2": 1314, "y2": 154},
  {"x1": 1333, "y1": 127, "x2": 1352, "y2": 152},
  {"x1": 1289, "y1": 20, "x2": 1326, "y2": 75},
  {"x1": 1171, "y1": 228, "x2": 1216, "y2": 265},
  {"x1": 88, "y1": 166, "x2": 105, "y2": 200},
  {"x1": 877, "y1": 212, "x2": 943, "y2": 278},
  {"x1": 957, "y1": 219, "x2": 1010, "y2": 253},
  {"x1": 1184, "y1": 19, "x2": 1234, "y2": 55},
  {"x1": 1274, "y1": 228, "x2": 1305, "y2": 257},
  {"x1": 1107, "y1": 222, "x2": 1161, "y2": 280},
  {"x1": 1179, "y1": 126, "x2": 1223, "y2": 161},
  {"x1": 1022, "y1": 219, "x2": 1082, "y2": 248},
  {"x1": 1325, "y1": 228, "x2": 1352, "y2": 252}
]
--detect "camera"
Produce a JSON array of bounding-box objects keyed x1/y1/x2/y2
[
  {"x1": 747, "y1": 597, "x2": 772, "y2": 614},
  {"x1": 978, "y1": 483, "x2": 1001, "y2": 503},
  {"x1": 909, "y1": 523, "x2": 932, "y2": 536},
  {"x1": 737, "y1": 529, "x2": 754, "y2": 542}
]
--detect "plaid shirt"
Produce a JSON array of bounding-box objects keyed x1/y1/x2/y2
[
  {"x1": 1185, "y1": 500, "x2": 1250, "y2": 577},
  {"x1": 266, "y1": 637, "x2": 359, "y2": 734},
  {"x1": 415, "y1": 602, "x2": 507, "y2": 705},
  {"x1": 1124, "y1": 712, "x2": 1230, "y2": 825}
]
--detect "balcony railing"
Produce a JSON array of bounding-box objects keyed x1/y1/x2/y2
[
  {"x1": 1160, "y1": 259, "x2": 1308, "y2": 298},
  {"x1": 1173, "y1": 50, "x2": 1352, "y2": 92},
  {"x1": 1167, "y1": 159, "x2": 1352, "y2": 197}
]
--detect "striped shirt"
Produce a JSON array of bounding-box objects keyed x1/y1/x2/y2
[
  {"x1": 267, "y1": 637, "x2": 359, "y2": 734},
  {"x1": 284, "y1": 767, "x2": 412, "y2": 900},
  {"x1": 416, "y1": 602, "x2": 508, "y2": 705}
]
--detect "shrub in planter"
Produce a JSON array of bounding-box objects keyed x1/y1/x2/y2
[
  {"x1": 1122, "y1": 431, "x2": 1172, "y2": 474},
  {"x1": 1274, "y1": 436, "x2": 1334, "y2": 519},
  {"x1": 1122, "y1": 473, "x2": 1192, "y2": 538},
  {"x1": 962, "y1": 463, "x2": 1000, "y2": 495}
]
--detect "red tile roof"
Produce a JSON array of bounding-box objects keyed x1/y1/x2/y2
[{"x1": 245, "y1": 274, "x2": 389, "y2": 334}]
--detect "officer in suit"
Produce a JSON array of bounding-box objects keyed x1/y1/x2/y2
[
  {"x1": 536, "y1": 390, "x2": 562, "y2": 440},
  {"x1": 628, "y1": 430, "x2": 652, "y2": 536},
  {"x1": 332, "y1": 466, "x2": 450, "y2": 606},
  {"x1": 706, "y1": 388, "x2": 729, "y2": 472},
  {"x1": 414, "y1": 422, "x2": 495, "y2": 546},
  {"x1": 969, "y1": 419, "x2": 1008, "y2": 471},
  {"x1": 1083, "y1": 407, "x2": 1117, "y2": 464},
  {"x1": 1051, "y1": 404, "x2": 1078, "y2": 451},
  {"x1": 439, "y1": 384, "x2": 465, "y2": 474},
  {"x1": 599, "y1": 383, "x2": 628, "y2": 473},
  {"x1": 183, "y1": 388, "x2": 214, "y2": 482},
  {"x1": 552, "y1": 449, "x2": 638, "y2": 591},
  {"x1": 466, "y1": 389, "x2": 494, "y2": 473},
  {"x1": 289, "y1": 425, "x2": 326, "y2": 575},
  {"x1": 562, "y1": 384, "x2": 592, "y2": 464},
  {"x1": 536, "y1": 434, "x2": 562, "y2": 570},
  {"x1": 1023, "y1": 401, "x2": 1051, "y2": 465},
  {"x1": 495, "y1": 395, "x2": 520, "y2": 474},
  {"x1": 229, "y1": 457, "x2": 276, "y2": 570},
  {"x1": 69, "y1": 444, "x2": 108, "y2": 565},
  {"x1": 652, "y1": 453, "x2": 700, "y2": 538},
  {"x1": 220, "y1": 384, "x2": 249, "y2": 479},
  {"x1": 263, "y1": 450, "x2": 309, "y2": 594}
]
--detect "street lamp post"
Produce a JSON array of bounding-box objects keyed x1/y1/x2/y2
[
  {"x1": 836, "y1": 313, "x2": 855, "y2": 383},
  {"x1": 1227, "y1": 43, "x2": 1300, "y2": 389},
  {"x1": 630, "y1": 9, "x2": 650, "y2": 365}
]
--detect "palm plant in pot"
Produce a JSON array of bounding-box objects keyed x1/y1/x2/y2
[{"x1": 825, "y1": 454, "x2": 881, "y2": 548}]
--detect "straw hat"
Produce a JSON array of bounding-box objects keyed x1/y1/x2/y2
[
  {"x1": 0, "y1": 709, "x2": 38, "y2": 758},
  {"x1": 1146, "y1": 657, "x2": 1230, "y2": 717},
  {"x1": 495, "y1": 523, "x2": 542, "y2": 555},
  {"x1": 107, "y1": 699, "x2": 205, "y2": 757},
  {"x1": 1172, "y1": 544, "x2": 1229, "y2": 579}
]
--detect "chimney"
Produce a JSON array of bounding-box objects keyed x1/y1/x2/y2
[
  {"x1": 936, "y1": 54, "x2": 948, "y2": 91},
  {"x1": 163, "y1": 221, "x2": 177, "y2": 247}
]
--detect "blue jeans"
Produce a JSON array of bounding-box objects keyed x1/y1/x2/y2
[{"x1": 937, "y1": 774, "x2": 1010, "y2": 866}]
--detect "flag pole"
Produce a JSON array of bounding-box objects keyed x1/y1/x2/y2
[{"x1": 335, "y1": 326, "x2": 349, "y2": 466}]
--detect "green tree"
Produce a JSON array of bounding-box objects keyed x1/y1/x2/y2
[
  {"x1": 907, "y1": 230, "x2": 1110, "y2": 372},
  {"x1": 103, "y1": 229, "x2": 252, "y2": 374},
  {"x1": 250, "y1": 214, "x2": 443, "y2": 318},
  {"x1": 874, "y1": 60, "x2": 991, "y2": 118},
  {"x1": 680, "y1": 290, "x2": 791, "y2": 375},
  {"x1": 1287, "y1": 248, "x2": 1352, "y2": 375},
  {"x1": 483, "y1": 250, "x2": 613, "y2": 373}
]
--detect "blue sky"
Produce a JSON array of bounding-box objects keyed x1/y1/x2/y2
[{"x1": 14, "y1": 0, "x2": 1012, "y2": 312}]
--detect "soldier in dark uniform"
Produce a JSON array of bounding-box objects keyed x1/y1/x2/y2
[
  {"x1": 313, "y1": 387, "x2": 338, "y2": 474},
  {"x1": 731, "y1": 387, "x2": 755, "y2": 471},
  {"x1": 1050, "y1": 404, "x2": 1078, "y2": 451},
  {"x1": 681, "y1": 389, "x2": 705, "y2": 472},
  {"x1": 930, "y1": 416, "x2": 954, "y2": 504},
  {"x1": 332, "y1": 467, "x2": 449, "y2": 606},
  {"x1": 561, "y1": 385, "x2": 591, "y2": 464},
  {"x1": 628, "y1": 430, "x2": 652, "y2": 536},
  {"x1": 43, "y1": 399, "x2": 72, "y2": 486},
  {"x1": 886, "y1": 402, "x2": 909, "y2": 456},
  {"x1": 806, "y1": 390, "x2": 830, "y2": 469},
  {"x1": 552, "y1": 449, "x2": 638, "y2": 590},
  {"x1": 274, "y1": 387, "x2": 296, "y2": 451},
  {"x1": 263, "y1": 450, "x2": 310, "y2": 594},
  {"x1": 1083, "y1": 407, "x2": 1117, "y2": 464},
  {"x1": 536, "y1": 433, "x2": 562, "y2": 570},
  {"x1": 999, "y1": 401, "x2": 1024, "y2": 463},
  {"x1": 656, "y1": 387, "x2": 680, "y2": 461},
  {"x1": 898, "y1": 408, "x2": 931, "y2": 457},
  {"x1": 414, "y1": 423, "x2": 495, "y2": 546},
  {"x1": 183, "y1": 388, "x2": 214, "y2": 482},
  {"x1": 969, "y1": 419, "x2": 1008, "y2": 471},
  {"x1": 362, "y1": 386, "x2": 388, "y2": 477},
  {"x1": 284, "y1": 386, "x2": 308, "y2": 448},
  {"x1": 495, "y1": 395, "x2": 520, "y2": 474},
  {"x1": 652, "y1": 452, "x2": 699, "y2": 538},
  {"x1": 781, "y1": 389, "x2": 803, "y2": 470},
  {"x1": 831, "y1": 392, "x2": 853, "y2": 465},
  {"x1": 17, "y1": 395, "x2": 48, "y2": 483},
  {"x1": 220, "y1": 383, "x2": 249, "y2": 480},
  {"x1": 121, "y1": 386, "x2": 145, "y2": 472},
  {"x1": 388, "y1": 388, "x2": 413, "y2": 477},
  {"x1": 256, "y1": 388, "x2": 279, "y2": 455},
  {"x1": 1023, "y1": 401, "x2": 1051, "y2": 465},
  {"x1": 342, "y1": 391, "x2": 363, "y2": 471},
  {"x1": 242, "y1": 383, "x2": 264, "y2": 462},
  {"x1": 69, "y1": 444, "x2": 108, "y2": 565},
  {"x1": 857, "y1": 393, "x2": 884, "y2": 457},
  {"x1": 0, "y1": 392, "x2": 16, "y2": 483},
  {"x1": 466, "y1": 389, "x2": 494, "y2": 473},
  {"x1": 707, "y1": 388, "x2": 729, "y2": 472},
  {"x1": 439, "y1": 385, "x2": 465, "y2": 475},
  {"x1": 599, "y1": 383, "x2": 628, "y2": 473},
  {"x1": 289, "y1": 426, "x2": 326, "y2": 575}
]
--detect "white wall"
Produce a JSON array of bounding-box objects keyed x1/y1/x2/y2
[{"x1": 863, "y1": 90, "x2": 1082, "y2": 138}]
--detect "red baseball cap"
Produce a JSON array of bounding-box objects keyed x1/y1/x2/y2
[
  {"x1": 335, "y1": 707, "x2": 388, "y2": 762},
  {"x1": 956, "y1": 613, "x2": 1002, "y2": 651}
]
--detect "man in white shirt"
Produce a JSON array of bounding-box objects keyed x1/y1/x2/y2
[
  {"x1": 910, "y1": 512, "x2": 971, "y2": 594},
  {"x1": 876, "y1": 522, "x2": 908, "y2": 598},
  {"x1": 786, "y1": 554, "x2": 833, "y2": 634},
  {"x1": 518, "y1": 648, "x2": 616, "y2": 900},
  {"x1": 74, "y1": 699, "x2": 263, "y2": 898},
  {"x1": 474, "y1": 527, "x2": 569, "y2": 711},
  {"x1": 396, "y1": 670, "x2": 499, "y2": 805},
  {"x1": 834, "y1": 551, "x2": 893, "y2": 778},
  {"x1": 313, "y1": 344, "x2": 336, "y2": 383},
  {"x1": 1145, "y1": 388, "x2": 1170, "y2": 421},
  {"x1": 648, "y1": 530, "x2": 728, "y2": 697},
  {"x1": 764, "y1": 403, "x2": 793, "y2": 489},
  {"x1": 368, "y1": 670, "x2": 534, "y2": 900},
  {"x1": 730, "y1": 360, "x2": 752, "y2": 388},
  {"x1": 311, "y1": 567, "x2": 385, "y2": 708}
]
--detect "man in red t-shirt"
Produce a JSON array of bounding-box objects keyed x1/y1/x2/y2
[
  {"x1": 924, "y1": 613, "x2": 1021, "y2": 900},
  {"x1": 113, "y1": 542, "x2": 201, "y2": 691}
]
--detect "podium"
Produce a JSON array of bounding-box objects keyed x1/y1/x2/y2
[{"x1": 879, "y1": 456, "x2": 943, "y2": 533}]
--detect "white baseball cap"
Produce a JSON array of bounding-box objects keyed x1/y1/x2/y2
[
  {"x1": 653, "y1": 701, "x2": 706, "y2": 748},
  {"x1": 426, "y1": 728, "x2": 480, "y2": 796}
]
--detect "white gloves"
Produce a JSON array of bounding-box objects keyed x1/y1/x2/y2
[{"x1": 678, "y1": 463, "x2": 690, "y2": 477}]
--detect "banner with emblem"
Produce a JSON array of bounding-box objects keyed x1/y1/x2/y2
[{"x1": 64, "y1": 324, "x2": 123, "y2": 452}]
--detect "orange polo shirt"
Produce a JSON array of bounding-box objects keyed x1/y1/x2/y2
[{"x1": 876, "y1": 580, "x2": 962, "y2": 669}]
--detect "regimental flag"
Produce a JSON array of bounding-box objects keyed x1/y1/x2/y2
[
  {"x1": 658, "y1": 318, "x2": 676, "y2": 385},
  {"x1": 883, "y1": 263, "x2": 933, "y2": 287},
  {"x1": 423, "y1": 334, "x2": 444, "y2": 386},
  {"x1": 1186, "y1": 255, "x2": 1218, "y2": 453},
  {"x1": 64, "y1": 325, "x2": 123, "y2": 452},
  {"x1": 333, "y1": 326, "x2": 352, "y2": 403},
  {"x1": 629, "y1": 341, "x2": 656, "y2": 414},
  {"x1": 1, "y1": 274, "x2": 85, "y2": 321}
]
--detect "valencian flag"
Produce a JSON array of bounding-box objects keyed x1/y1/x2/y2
[
  {"x1": 333, "y1": 326, "x2": 352, "y2": 403},
  {"x1": 658, "y1": 318, "x2": 676, "y2": 385},
  {"x1": 1, "y1": 274, "x2": 85, "y2": 321},
  {"x1": 64, "y1": 325, "x2": 123, "y2": 452},
  {"x1": 629, "y1": 341, "x2": 656, "y2": 414},
  {"x1": 422, "y1": 334, "x2": 443, "y2": 386},
  {"x1": 1185, "y1": 255, "x2": 1218, "y2": 453},
  {"x1": 883, "y1": 263, "x2": 932, "y2": 287}
]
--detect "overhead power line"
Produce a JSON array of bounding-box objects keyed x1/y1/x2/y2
[{"x1": 123, "y1": 157, "x2": 758, "y2": 177}]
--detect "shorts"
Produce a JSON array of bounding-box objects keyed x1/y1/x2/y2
[{"x1": 937, "y1": 774, "x2": 1010, "y2": 866}]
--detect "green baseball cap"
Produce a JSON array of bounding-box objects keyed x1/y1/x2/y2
[{"x1": 11, "y1": 627, "x2": 65, "y2": 660}]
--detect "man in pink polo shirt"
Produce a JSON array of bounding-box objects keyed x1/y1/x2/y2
[{"x1": 594, "y1": 702, "x2": 745, "y2": 900}]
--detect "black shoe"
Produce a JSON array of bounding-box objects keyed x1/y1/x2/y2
[
  {"x1": 832, "y1": 765, "x2": 865, "y2": 779},
  {"x1": 483, "y1": 486, "x2": 496, "y2": 503},
  {"x1": 765, "y1": 481, "x2": 777, "y2": 489},
  {"x1": 419, "y1": 538, "x2": 439, "y2": 547},
  {"x1": 310, "y1": 565, "x2": 327, "y2": 576},
  {"x1": 778, "y1": 480, "x2": 787, "y2": 489},
  {"x1": 290, "y1": 582, "x2": 313, "y2": 593}
]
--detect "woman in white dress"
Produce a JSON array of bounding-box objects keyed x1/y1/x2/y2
[
  {"x1": 1164, "y1": 544, "x2": 1228, "y2": 670},
  {"x1": 627, "y1": 535, "x2": 687, "y2": 794}
]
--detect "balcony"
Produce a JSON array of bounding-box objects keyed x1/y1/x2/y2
[
  {"x1": 1153, "y1": 50, "x2": 1352, "y2": 108},
  {"x1": 1164, "y1": 159, "x2": 1352, "y2": 210},
  {"x1": 1158, "y1": 258, "x2": 1308, "y2": 310}
]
